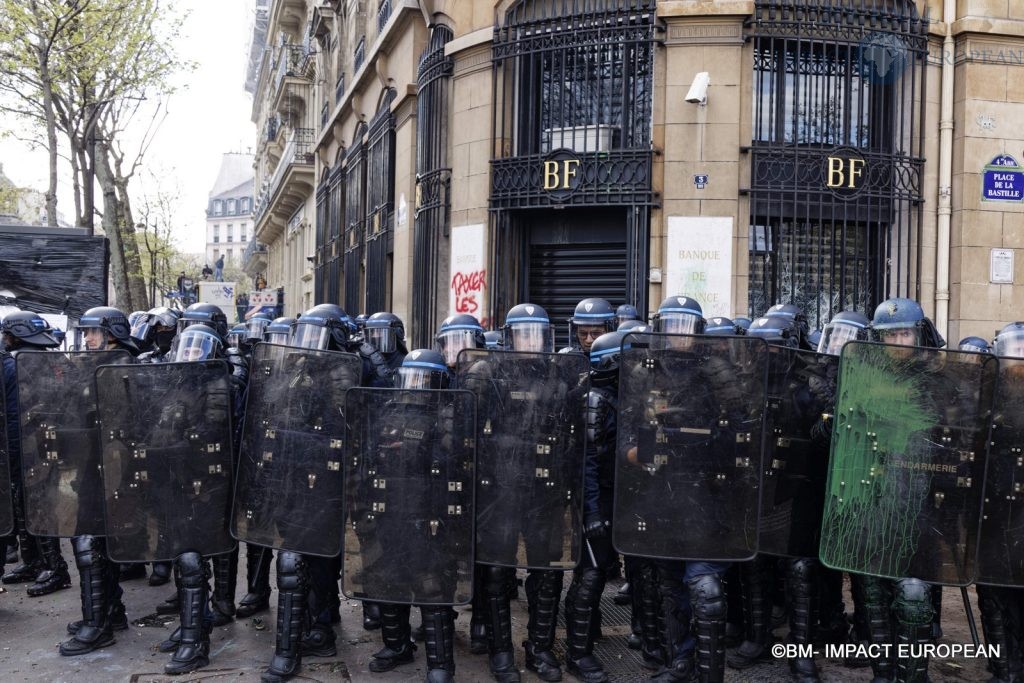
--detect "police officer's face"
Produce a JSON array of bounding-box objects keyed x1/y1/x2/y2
[
  {"x1": 83, "y1": 328, "x2": 108, "y2": 351},
  {"x1": 880, "y1": 327, "x2": 917, "y2": 348},
  {"x1": 576, "y1": 325, "x2": 604, "y2": 353}
]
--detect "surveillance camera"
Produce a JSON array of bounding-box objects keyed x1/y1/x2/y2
[{"x1": 685, "y1": 72, "x2": 710, "y2": 105}]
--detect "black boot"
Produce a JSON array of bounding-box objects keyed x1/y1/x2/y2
[
  {"x1": 150, "y1": 561, "x2": 172, "y2": 587},
  {"x1": 564, "y1": 572, "x2": 608, "y2": 683},
  {"x1": 363, "y1": 601, "x2": 381, "y2": 630},
  {"x1": 787, "y1": 560, "x2": 821, "y2": 683},
  {"x1": 369, "y1": 603, "x2": 416, "y2": 672},
  {"x1": 3, "y1": 514, "x2": 41, "y2": 584},
  {"x1": 727, "y1": 558, "x2": 773, "y2": 669},
  {"x1": 165, "y1": 552, "x2": 210, "y2": 675},
  {"x1": 262, "y1": 551, "x2": 307, "y2": 683},
  {"x1": 690, "y1": 573, "x2": 727, "y2": 683},
  {"x1": 652, "y1": 569, "x2": 696, "y2": 682},
  {"x1": 470, "y1": 565, "x2": 490, "y2": 655},
  {"x1": 422, "y1": 606, "x2": 456, "y2": 683},
  {"x1": 524, "y1": 569, "x2": 563, "y2": 682},
  {"x1": 60, "y1": 536, "x2": 115, "y2": 655},
  {"x1": 638, "y1": 561, "x2": 665, "y2": 671},
  {"x1": 4, "y1": 536, "x2": 16, "y2": 565},
  {"x1": 158, "y1": 571, "x2": 185, "y2": 653},
  {"x1": 237, "y1": 545, "x2": 272, "y2": 617},
  {"x1": 157, "y1": 563, "x2": 182, "y2": 615},
  {"x1": 28, "y1": 536, "x2": 71, "y2": 596},
  {"x1": 854, "y1": 575, "x2": 896, "y2": 682},
  {"x1": 486, "y1": 567, "x2": 521, "y2": 683},
  {"x1": 211, "y1": 549, "x2": 237, "y2": 625},
  {"x1": 67, "y1": 598, "x2": 129, "y2": 634}
]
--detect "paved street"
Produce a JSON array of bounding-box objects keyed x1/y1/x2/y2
[{"x1": 0, "y1": 548, "x2": 993, "y2": 682}]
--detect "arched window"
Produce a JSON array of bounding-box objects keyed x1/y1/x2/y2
[{"x1": 364, "y1": 88, "x2": 396, "y2": 314}]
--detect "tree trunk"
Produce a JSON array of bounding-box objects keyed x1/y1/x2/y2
[
  {"x1": 94, "y1": 142, "x2": 133, "y2": 309},
  {"x1": 113, "y1": 175, "x2": 150, "y2": 308},
  {"x1": 30, "y1": 4, "x2": 59, "y2": 227},
  {"x1": 69, "y1": 136, "x2": 84, "y2": 227}
]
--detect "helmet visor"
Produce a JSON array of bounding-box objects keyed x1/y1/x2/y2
[
  {"x1": 507, "y1": 322, "x2": 553, "y2": 353},
  {"x1": 437, "y1": 329, "x2": 478, "y2": 367},
  {"x1": 365, "y1": 326, "x2": 396, "y2": 354},
  {"x1": 397, "y1": 366, "x2": 435, "y2": 390},
  {"x1": 131, "y1": 317, "x2": 156, "y2": 344},
  {"x1": 265, "y1": 331, "x2": 290, "y2": 345},
  {"x1": 246, "y1": 318, "x2": 270, "y2": 341},
  {"x1": 996, "y1": 329, "x2": 1024, "y2": 360},
  {"x1": 819, "y1": 322, "x2": 863, "y2": 356},
  {"x1": 173, "y1": 329, "x2": 221, "y2": 362},
  {"x1": 655, "y1": 312, "x2": 700, "y2": 335},
  {"x1": 292, "y1": 323, "x2": 329, "y2": 350}
]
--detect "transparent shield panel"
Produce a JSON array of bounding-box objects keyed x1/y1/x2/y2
[
  {"x1": 456, "y1": 349, "x2": 588, "y2": 570},
  {"x1": 759, "y1": 349, "x2": 839, "y2": 558},
  {"x1": 16, "y1": 350, "x2": 133, "y2": 537},
  {"x1": 820, "y1": 342, "x2": 996, "y2": 585},
  {"x1": 231, "y1": 344, "x2": 362, "y2": 556},
  {"x1": 96, "y1": 361, "x2": 235, "y2": 562},
  {"x1": 612, "y1": 333, "x2": 769, "y2": 561},
  {"x1": 0, "y1": 368, "x2": 11, "y2": 536},
  {"x1": 342, "y1": 388, "x2": 475, "y2": 605}
]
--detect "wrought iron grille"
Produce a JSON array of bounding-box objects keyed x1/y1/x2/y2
[
  {"x1": 344, "y1": 124, "x2": 367, "y2": 314},
  {"x1": 491, "y1": 0, "x2": 657, "y2": 210},
  {"x1": 745, "y1": 0, "x2": 927, "y2": 329},
  {"x1": 376, "y1": 0, "x2": 392, "y2": 35},
  {"x1": 327, "y1": 161, "x2": 345, "y2": 304},
  {"x1": 365, "y1": 89, "x2": 396, "y2": 314},
  {"x1": 354, "y1": 36, "x2": 366, "y2": 72},
  {"x1": 412, "y1": 26, "x2": 453, "y2": 347},
  {"x1": 315, "y1": 174, "x2": 329, "y2": 303}
]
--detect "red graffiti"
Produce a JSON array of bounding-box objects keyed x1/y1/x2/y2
[
  {"x1": 455, "y1": 295, "x2": 479, "y2": 314},
  {"x1": 451, "y1": 269, "x2": 486, "y2": 297}
]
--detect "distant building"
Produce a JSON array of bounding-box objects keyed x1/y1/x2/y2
[
  {"x1": 205, "y1": 152, "x2": 255, "y2": 270},
  {"x1": 0, "y1": 163, "x2": 70, "y2": 227}
]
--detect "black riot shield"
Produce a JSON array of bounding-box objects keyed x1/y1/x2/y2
[
  {"x1": 16, "y1": 350, "x2": 133, "y2": 537},
  {"x1": 95, "y1": 361, "x2": 235, "y2": 563},
  {"x1": 456, "y1": 350, "x2": 587, "y2": 570},
  {"x1": 612, "y1": 333, "x2": 769, "y2": 561},
  {"x1": 231, "y1": 343, "x2": 362, "y2": 557},
  {"x1": 759, "y1": 348, "x2": 839, "y2": 558},
  {"x1": 0, "y1": 369, "x2": 12, "y2": 537},
  {"x1": 819, "y1": 342, "x2": 997, "y2": 585},
  {"x1": 977, "y1": 360, "x2": 1024, "y2": 587},
  {"x1": 341, "y1": 388, "x2": 476, "y2": 605}
]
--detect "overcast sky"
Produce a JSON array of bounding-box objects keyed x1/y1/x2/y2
[{"x1": 0, "y1": 0, "x2": 258, "y2": 253}]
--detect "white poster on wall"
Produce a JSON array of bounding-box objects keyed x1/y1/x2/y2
[
  {"x1": 664, "y1": 217, "x2": 734, "y2": 318},
  {"x1": 449, "y1": 223, "x2": 490, "y2": 328}
]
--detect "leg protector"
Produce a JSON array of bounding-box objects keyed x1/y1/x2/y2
[
  {"x1": 727, "y1": 557, "x2": 772, "y2": 668},
  {"x1": 28, "y1": 536, "x2": 71, "y2": 596},
  {"x1": 469, "y1": 563, "x2": 490, "y2": 655},
  {"x1": 786, "y1": 559, "x2": 820, "y2": 682},
  {"x1": 856, "y1": 575, "x2": 896, "y2": 680},
  {"x1": 484, "y1": 566, "x2": 520, "y2": 682},
  {"x1": 262, "y1": 551, "x2": 308, "y2": 683},
  {"x1": 689, "y1": 572, "x2": 727, "y2": 683},
  {"x1": 422, "y1": 606, "x2": 456, "y2": 681},
  {"x1": 211, "y1": 546, "x2": 238, "y2": 625},
  {"x1": 638, "y1": 559, "x2": 665, "y2": 670},
  {"x1": 237, "y1": 545, "x2": 272, "y2": 617},
  {"x1": 564, "y1": 565, "x2": 608, "y2": 682},
  {"x1": 524, "y1": 569, "x2": 563, "y2": 682},
  {"x1": 60, "y1": 536, "x2": 115, "y2": 655},
  {"x1": 978, "y1": 585, "x2": 1017, "y2": 682},
  {"x1": 3, "y1": 495, "x2": 41, "y2": 584},
  {"x1": 894, "y1": 579, "x2": 934, "y2": 683},
  {"x1": 369, "y1": 603, "x2": 415, "y2": 672},
  {"x1": 165, "y1": 551, "x2": 211, "y2": 675}
]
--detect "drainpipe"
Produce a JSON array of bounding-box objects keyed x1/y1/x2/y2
[{"x1": 935, "y1": 0, "x2": 955, "y2": 337}]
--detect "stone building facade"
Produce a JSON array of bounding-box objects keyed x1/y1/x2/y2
[
  {"x1": 205, "y1": 152, "x2": 255, "y2": 269},
  {"x1": 248, "y1": 0, "x2": 1024, "y2": 345}
]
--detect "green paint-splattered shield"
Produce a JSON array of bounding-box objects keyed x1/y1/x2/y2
[
  {"x1": 612, "y1": 333, "x2": 769, "y2": 561},
  {"x1": 977, "y1": 361, "x2": 1024, "y2": 587},
  {"x1": 759, "y1": 349, "x2": 838, "y2": 558},
  {"x1": 819, "y1": 341, "x2": 997, "y2": 585}
]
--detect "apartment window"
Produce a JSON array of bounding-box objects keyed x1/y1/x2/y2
[
  {"x1": 240, "y1": 225, "x2": 247, "y2": 243},
  {"x1": 241, "y1": 197, "x2": 250, "y2": 213},
  {"x1": 213, "y1": 200, "x2": 223, "y2": 215},
  {"x1": 227, "y1": 224, "x2": 234, "y2": 243},
  {"x1": 213, "y1": 225, "x2": 220, "y2": 243},
  {"x1": 227, "y1": 199, "x2": 237, "y2": 214}
]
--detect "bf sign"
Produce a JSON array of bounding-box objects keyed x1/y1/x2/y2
[{"x1": 824, "y1": 150, "x2": 868, "y2": 199}]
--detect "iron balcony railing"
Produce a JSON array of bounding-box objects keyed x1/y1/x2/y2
[
  {"x1": 321, "y1": 100, "x2": 329, "y2": 129},
  {"x1": 354, "y1": 37, "x2": 365, "y2": 72},
  {"x1": 243, "y1": 239, "x2": 268, "y2": 268},
  {"x1": 256, "y1": 127, "x2": 316, "y2": 224},
  {"x1": 335, "y1": 72, "x2": 345, "y2": 104},
  {"x1": 376, "y1": 0, "x2": 392, "y2": 35}
]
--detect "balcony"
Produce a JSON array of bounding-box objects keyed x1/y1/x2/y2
[
  {"x1": 243, "y1": 239, "x2": 269, "y2": 275},
  {"x1": 254, "y1": 127, "x2": 316, "y2": 245},
  {"x1": 311, "y1": 3, "x2": 334, "y2": 39},
  {"x1": 271, "y1": 43, "x2": 314, "y2": 116},
  {"x1": 334, "y1": 72, "x2": 345, "y2": 105},
  {"x1": 354, "y1": 37, "x2": 365, "y2": 73},
  {"x1": 376, "y1": 0, "x2": 392, "y2": 35},
  {"x1": 321, "y1": 100, "x2": 329, "y2": 129}
]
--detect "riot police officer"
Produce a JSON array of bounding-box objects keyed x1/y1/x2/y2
[
  {"x1": 60, "y1": 306, "x2": 139, "y2": 656},
  {"x1": 0, "y1": 311, "x2": 71, "y2": 596},
  {"x1": 959, "y1": 336, "x2": 992, "y2": 354},
  {"x1": 565, "y1": 298, "x2": 616, "y2": 354},
  {"x1": 615, "y1": 303, "x2": 642, "y2": 327},
  {"x1": 264, "y1": 317, "x2": 295, "y2": 345},
  {"x1": 363, "y1": 312, "x2": 409, "y2": 372},
  {"x1": 483, "y1": 330, "x2": 503, "y2": 350},
  {"x1": 132, "y1": 307, "x2": 182, "y2": 363}
]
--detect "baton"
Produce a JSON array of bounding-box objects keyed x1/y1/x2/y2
[
  {"x1": 961, "y1": 586, "x2": 980, "y2": 647},
  {"x1": 584, "y1": 537, "x2": 598, "y2": 568}
]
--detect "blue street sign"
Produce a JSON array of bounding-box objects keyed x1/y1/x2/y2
[{"x1": 982, "y1": 155, "x2": 1024, "y2": 202}]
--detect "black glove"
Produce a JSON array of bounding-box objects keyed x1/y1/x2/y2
[
  {"x1": 358, "y1": 342, "x2": 392, "y2": 383},
  {"x1": 584, "y1": 514, "x2": 609, "y2": 540}
]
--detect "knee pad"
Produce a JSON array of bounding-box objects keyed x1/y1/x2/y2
[
  {"x1": 574, "y1": 567, "x2": 604, "y2": 608},
  {"x1": 72, "y1": 535, "x2": 101, "y2": 569},
  {"x1": 860, "y1": 575, "x2": 889, "y2": 605},
  {"x1": 787, "y1": 559, "x2": 816, "y2": 584},
  {"x1": 277, "y1": 551, "x2": 304, "y2": 592},
  {"x1": 177, "y1": 552, "x2": 206, "y2": 588},
  {"x1": 895, "y1": 579, "x2": 934, "y2": 626},
  {"x1": 484, "y1": 566, "x2": 514, "y2": 597},
  {"x1": 688, "y1": 573, "x2": 727, "y2": 621}
]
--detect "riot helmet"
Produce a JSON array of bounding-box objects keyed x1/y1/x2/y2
[
  {"x1": 436, "y1": 313, "x2": 485, "y2": 368},
  {"x1": 76, "y1": 306, "x2": 137, "y2": 352},
  {"x1": 819, "y1": 311, "x2": 870, "y2": 356},
  {"x1": 503, "y1": 303, "x2": 554, "y2": 353},
  {"x1": 0, "y1": 310, "x2": 60, "y2": 349},
  {"x1": 747, "y1": 316, "x2": 799, "y2": 348},
  {"x1": 179, "y1": 302, "x2": 229, "y2": 339},
  {"x1": 354, "y1": 313, "x2": 368, "y2": 332},
  {"x1": 871, "y1": 297, "x2": 945, "y2": 348},
  {"x1": 569, "y1": 298, "x2": 616, "y2": 353},
  {"x1": 704, "y1": 316, "x2": 740, "y2": 337},
  {"x1": 764, "y1": 303, "x2": 802, "y2": 321},
  {"x1": 292, "y1": 304, "x2": 350, "y2": 351},
  {"x1": 994, "y1": 322, "x2": 1024, "y2": 359},
  {"x1": 245, "y1": 311, "x2": 274, "y2": 343},
  {"x1": 615, "y1": 303, "x2": 641, "y2": 326},
  {"x1": 227, "y1": 324, "x2": 246, "y2": 349},
  {"x1": 128, "y1": 311, "x2": 147, "y2": 329},
  {"x1": 397, "y1": 349, "x2": 451, "y2": 390},
  {"x1": 733, "y1": 316, "x2": 752, "y2": 333},
  {"x1": 483, "y1": 330, "x2": 503, "y2": 350},
  {"x1": 617, "y1": 319, "x2": 650, "y2": 333},
  {"x1": 173, "y1": 323, "x2": 224, "y2": 362},
  {"x1": 264, "y1": 316, "x2": 295, "y2": 345},
  {"x1": 958, "y1": 336, "x2": 991, "y2": 354},
  {"x1": 652, "y1": 296, "x2": 705, "y2": 335},
  {"x1": 589, "y1": 330, "x2": 629, "y2": 372},
  {"x1": 364, "y1": 312, "x2": 406, "y2": 355},
  {"x1": 132, "y1": 306, "x2": 181, "y2": 354}
]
